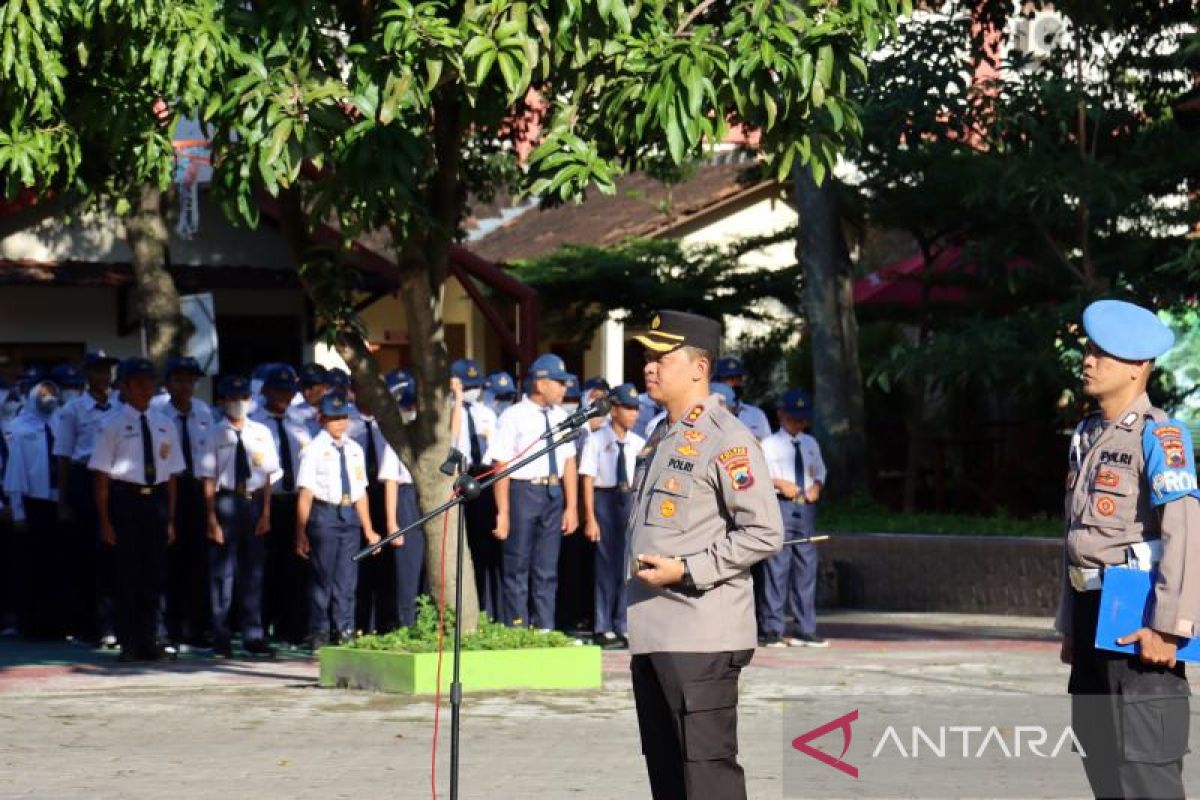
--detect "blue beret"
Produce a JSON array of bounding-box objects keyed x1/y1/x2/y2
[
  {"x1": 50, "y1": 364, "x2": 85, "y2": 388},
  {"x1": 1083, "y1": 300, "x2": 1175, "y2": 361},
  {"x1": 451, "y1": 359, "x2": 485, "y2": 388},
  {"x1": 713, "y1": 355, "x2": 744, "y2": 380},
  {"x1": 218, "y1": 374, "x2": 252, "y2": 398},
  {"x1": 320, "y1": 391, "x2": 352, "y2": 417},
  {"x1": 486, "y1": 371, "x2": 516, "y2": 397},
  {"x1": 711, "y1": 383, "x2": 736, "y2": 405},
  {"x1": 263, "y1": 364, "x2": 299, "y2": 391},
  {"x1": 779, "y1": 388, "x2": 814, "y2": 418},
  {"x1": 165, "y1": 356, "x2": 203, "y2": 378},
  {"x1": 611, "y1": 383, "x2": 641, "y2": 408},
  {"x1": 528, "y1": 354, "x2": 570, "y2": 382},
  {"x1": 118, "y1": 358, "x2": 156, "y2": 382},
  {"x1": 563, "y1": 373, "x2": 581, "y2": 401}
]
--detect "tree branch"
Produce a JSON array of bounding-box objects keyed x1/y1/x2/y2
[{"x1": 675, "y1": 0, "x2": 720, "y2": 35}]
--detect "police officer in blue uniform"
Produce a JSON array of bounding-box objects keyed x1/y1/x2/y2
[
  {"x1": 1059, "y1": 300, "x2": 1200, "y2": 799},
  {"x1": 295, "y1": 393, "x2": 381, "y2": 648},
  {"x1": 89, "y1": 358, "x2": 186, "y2": 661}
]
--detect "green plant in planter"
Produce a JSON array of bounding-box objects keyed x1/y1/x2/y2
[{"x1": 347, "y1": 596, "x2": 577, "y2": 653}]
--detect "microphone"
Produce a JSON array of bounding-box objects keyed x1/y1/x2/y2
[{"x1": 546, "y1": 395, "x2": 612, "y2": 437}]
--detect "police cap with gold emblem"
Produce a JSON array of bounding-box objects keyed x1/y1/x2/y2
[
  {"x1": 319, "y1": 391, "x2": 352, "y2": 418},
  {"x1": 611, "y1": 383, "x2": 641, "y2": 409},
  {"x1": 632, "y1": 309, "x2": 722, "y2": 355}
]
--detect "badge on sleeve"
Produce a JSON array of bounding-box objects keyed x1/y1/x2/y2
[
  {"x1": 718, "y1": 446, "x2": 755, "y2": 491},
  {"x1": 1143, "y1": 419, "x2": 1200, "y2": 506}
]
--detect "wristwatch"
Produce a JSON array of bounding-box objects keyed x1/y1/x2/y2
[{"x1": 679, "y1": 557, "x2": 696, "y2": 590}]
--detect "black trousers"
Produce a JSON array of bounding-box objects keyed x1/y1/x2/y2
[
  {"x1": 631, "y1": 649, "x2": 754, "y2": 800},
  {"x1": 165, "y1": 474, "x2": 209, "y2": 643},
  {"x1": 464, "y1": 476, "x2": 502, "y2": 623},
  {"x1": 19, "y1": 498, "x2": 67, "y2": 639},
  {"x1": 355, "y1": 482, "x2": 395, "y2": 633},
  {"x1": 110, "y1": 482, "x2": 168, "y2": 657},
  {"x1": 1069, "y1": 588, "x2": 1190, "y2": 800},
  {"x1": 263, "y1": 492, "x2": 307, "y2": 644},
  {"x1": 64, "y1": 463, "x2": 101, "y2": 641}
]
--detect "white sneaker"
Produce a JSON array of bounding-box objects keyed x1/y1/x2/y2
[{"x1": 100, "y1": 634, "x2": 118, "y2": 649}]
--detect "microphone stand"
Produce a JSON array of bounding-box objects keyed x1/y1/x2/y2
[{"x1": 354, "y1": 425, "x2": 586, "y2": 800}]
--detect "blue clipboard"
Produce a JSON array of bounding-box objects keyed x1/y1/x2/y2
[{"x1": 1095, "y1": 566, "x2": 1200, "y2": 663}]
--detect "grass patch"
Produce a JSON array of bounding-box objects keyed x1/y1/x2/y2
[
  {"x1": 818, "y1": 496, "x2": 1059, "y2": 538},
  {"x1": 347, "y1": 596, "x2": 577, "y2": 653}
]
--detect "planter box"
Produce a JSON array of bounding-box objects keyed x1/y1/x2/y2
[{"x1": 318, "y1": 645, "x2": 603, "y2": 694}]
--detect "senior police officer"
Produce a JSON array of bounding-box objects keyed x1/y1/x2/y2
[
  {"x1": 1058, "y1": 299, "x2": 1200, "y2": 799},
  {"x1": 627, "y1": 310, "x2": 783, "y2": 800}
]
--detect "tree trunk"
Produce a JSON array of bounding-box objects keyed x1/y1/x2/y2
[
  {"x1": 123, "y1": 185, "x2": 186, "y2": 366},
  {"x1": 793, "y1": 167, "x2": 870, "y2": 497}
]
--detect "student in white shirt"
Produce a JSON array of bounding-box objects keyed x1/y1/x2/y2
[
  {"x1": 713, "y1": 355, "x2": 773, "y2": 440},
  {"x1": 295, "y1": 392, "x2": 381, "y2": 648},
  {"x1": 199, "y1": 375, "x2": 280, "y2": 658},
  {"x1": 758, "y1": 388, "x2": 828, "y2": 648},
  {"x1": 579, "y1": 383, "x2": 645, "y2": 648},
  {"x1": 485, "y1": 353, "x2": 579, "y2": 629}
]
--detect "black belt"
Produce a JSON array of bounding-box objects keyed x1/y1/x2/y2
[
  {"x1": 111, "y1": 479, "x2": 165, "y2": 497},
  {"x1": 594, "y1": 486, "x2": 632, "y2": 494},
  {"x1": 217, "y1": 487, "x2": 256, "y2": 499}
]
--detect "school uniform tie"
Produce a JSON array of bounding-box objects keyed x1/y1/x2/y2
[
  {"x1": 542, "y1": 408, "x2": 558, "y2": 479},
  {"x1": 44, "y1": 422, "x2": 56, "y2": 489},
  {"x1": 793, "y1": 439, "x2": 806, "y2": 501},
  {"x1": 363, "y1": 419, "x2": 378, "y2": 484},
  {"x1": 337, "y1": 443, "x2": 351, "y2": 520},
  {"x1": 140, "y1": 413, "x2": 156, "y2": 485},
  {"x1": 465, "y1": 403, "x2": 482, "y2": 467},
  {"x1": 234, "y1": 429, "x2": 250, "y2": 494},
  {"x1": 616, "y1": 440, "x2": 629, "y2": 491},
  {"x1": 177, "y1": 414, "x2": 193, "y2": 476},
  {"x1": 274, "y1": 416, "x2": 294, "y2": 492}
]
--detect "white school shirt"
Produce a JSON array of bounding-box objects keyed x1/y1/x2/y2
[
  {"x1": 3, "y1": 411, "x2": 59, "y2": 520},
  {"x1": 350, "y1": 413, "x2": 412, "y2": 484},
  {"x1": 484, "y1": 398, "x2": 573, "y2": 480},
  {"x1": 88, "y1": 404, "x2": 187, "y2": 486},
  {"x1": 761, "y1": 429, "x2": 827, "y2": 491},
  {"x1": 733, "y1": 402, "x2": 772, "y2": 441},
  {"x1": 153, "y1": 397, "x2": 213, "y2": 476},
  {"x1": 250, "y1": 406, "x2": 315, "y2": 492},
  {"x1": 54, "y1": 391, "x2": 121, "y2": 463},
  {"x1": 578, "y1": 422, "x2": 645, "y2": 489},
  {"x1": 454, "y1": 401, "x2": 497, "y2": 470},
  {"x1": 197, "y1": 417, "x2": 280, "y2": 493},
  {"x1": 296, "y1": 430, "x2": 370, "y2": 504}
]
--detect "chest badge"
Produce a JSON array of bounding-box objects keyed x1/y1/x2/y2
[
  {"x1": 664, "y1": 476, "x2": 681, "y2": 493},
  {"x1": 676, "y1": 444, "x2": 700, "y2": 457},
  {"x1": 1095, "y1": 496, "x2": 1117, "y2": 517},
  {"x1": 683, "y1": 430, "x2": 706, "y2": 444},
  {"x1": 1095, "y1": 469, "x2": 1120, "y2": 489},
  {"x1": 660, "y1": 499, "x2": 677, "y2": 518}
]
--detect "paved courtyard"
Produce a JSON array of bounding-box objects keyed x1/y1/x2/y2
[{"x1": 0, "y1": 611, "x2": 1192, "y2": 799}]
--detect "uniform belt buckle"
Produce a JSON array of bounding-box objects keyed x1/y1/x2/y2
[
  {"x1": 340, "y1": 495, "x2": 352, "y2": 506},
  {"x1": 138, "y1": 486, "x2": 152, "y2": 496}
]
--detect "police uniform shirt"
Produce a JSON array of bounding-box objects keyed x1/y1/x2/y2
[
  {"x1": 54, "y1": 391, "x2": 121, "y2": 463},
  {"x1": 454, "y1": 401, "x2": 497, "y2": 470},
  {"x1": 296, "y1": 430, "x2": 370, "y2": 505},
  {"x1": 484, "y1": 398, "x2": 573, "y2": 480},
  {"x1": 733, "y1": 402, "x2": 772, "y2": 440},
  {"x1": 3, "y1": 409, "x2": 60, "y2": 520},
  {"x1": 578, "y1": 422, "x2": 645, "y2": 489},
  {"x1": 88, "y1": 405, "x2": 186, "y2": 485},
  {"x1": 1056, "y1": 393, "x2": 1200, "y2": 639},
  {"x1": 350, "y1": 413, "x2": 412, "y2": 485},
  {"x1": 154, "y1": 397, "x2": 213, "y2": 476},
  {"x1": 249, "y1": 406, "x2": 314, "y2": 492},
  {"x1": 761, "y1": 429, "x2": 827, "y2": 490},
  {"x1": 625, "y1": 394, "x2": 783, "y2": 654},
  {"x1": 198, "y1": 417, "x2": 280, "y2": 493}
]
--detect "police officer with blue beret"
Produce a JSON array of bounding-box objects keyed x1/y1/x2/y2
[
  {"x1": 1059, "y1": 299, "x2": 1200, "y2": 798},
  {"x1": 713, "y1": 356, "x2": 772, "y2": 440},
  {"x1": 89, "y1": 358, "x2": 186, "y2": 661}
]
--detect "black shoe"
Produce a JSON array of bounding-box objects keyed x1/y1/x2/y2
[
  {"x1": 335, "y1": 630, "x2": 356, "y2": 646},
  {"x1": 213, "y1": 639, "x2": 234, "y2": 659},
  {"x1": 594, "y1": 632, "x2": 625, "y2": 650},
  {"x1": 308, "y1": 633, "x2": 329, "y2": 652},
  {"x1": 244, "y1": 639, "x2": 276, "y2": 658},
  {"x1": 790, "y1": 633, "x2": 829, "y2": 648}
]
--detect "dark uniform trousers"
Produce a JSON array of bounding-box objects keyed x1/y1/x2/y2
[
  {"x1": 758, "y1": 501, "x2": 818, "y2": 638},
  {"x1": 65, "y1": 462, "x2": 104, "y2": 641},
  {"x1": 631, "y1": 649, "x2": 755, "y2": 800},
  {"x1": 593, "y1": 488, "x2": 633, "y2": 634},
  {"x1": 1070, "y1": 589, "x2": 1190, "y2": 800},
  {"x1": 392, "y1": 483, "x2": 424, "y2": 628},
  {"x1": 264, "y1": 491, "x2": 307, "y2": 644},
  {"x1": 165, "y1": 473, "x2": 209, "y2": 644},
  {"x1": 110, "y1": 481, "x2": 168, "y2": 656},
  {"x1": 18, "y1": 497, "x2": 66, "y2": 639},
  {"x1": 355, "y1": 482, "x2": 394, "y2": 633},
  {"x1": 307, "y1": 500, "x2": 360, "y2": 637},
  {"x1": 503, "y1": 480, "x2": 564, "y2": 628},
  {"x1": 465, "y1": 475, "x2": 502, "y2": 623},
  {"x1": 209, "y1": 491, "x2": 267, "y2": 644},
  {"x1": 555, "y1": 498, "x2": 593, "y2": 632}
]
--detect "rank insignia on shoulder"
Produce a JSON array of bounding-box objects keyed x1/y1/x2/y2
[
  {"x1": 1120, "y1": 412, "x2": 1140, "y2": 428},
  {"x1": 682, "y1": 405, "x2": 704, "y2": 426},
  {"x1": 683, "y1": 429, "x2": 706, "y2": 444},
  {"x1": 676, "y1": 444, "x2": 700, "y2": 457}
]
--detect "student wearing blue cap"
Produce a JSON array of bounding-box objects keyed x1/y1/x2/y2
[
  {"x1": 387, "y1": 369, "x2": 418, "y2": 423},
  {"x1": 251, "y1": 364, "x2": 315, "y2": 645},
  {"x1": 89, "y1": 358, "x2": 187, "y2": 661},
  {"x1": 757, "y1": 388, "x2": 827, "y2": 648},
  {"x1": 3, "y1": 375, "x2": 66, "y2": 639},
  {"x1": 713, "y1": 355, "x2": 772, "y2": 440},
  {"x1": 198, "y1": 375, "x2": 281, "y2": 658},
  {"x1": 292, "y1": 363, "x2": 329, "y2": 428},
  {"x1": 451, "y1": 359, "x2": 502, "y2": 622},
  {"x1": 579, "y1": 383, "x2": 644, "y2": 648},
  {"x1": 53, "y1": 351, "x2": 120, "y2": 645},
  {"x1": 383, "y1": 368, "x2": 425, "y2": 627},
  {"x1": 157, "y1": 356, "x2": 213, "y2": 649},
  {"x1": 485, "y1": 371, "x2": 517, "y2": 416},
  {"x1": 1058, "y1": 299, "x2": 1200, "y2": 799},
  {"x1": 485, "y1": 353, "x2": 579, "y2": 629},
  {"x1": 295, "y1": 392, "x2": 382, "y2": 648}
]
